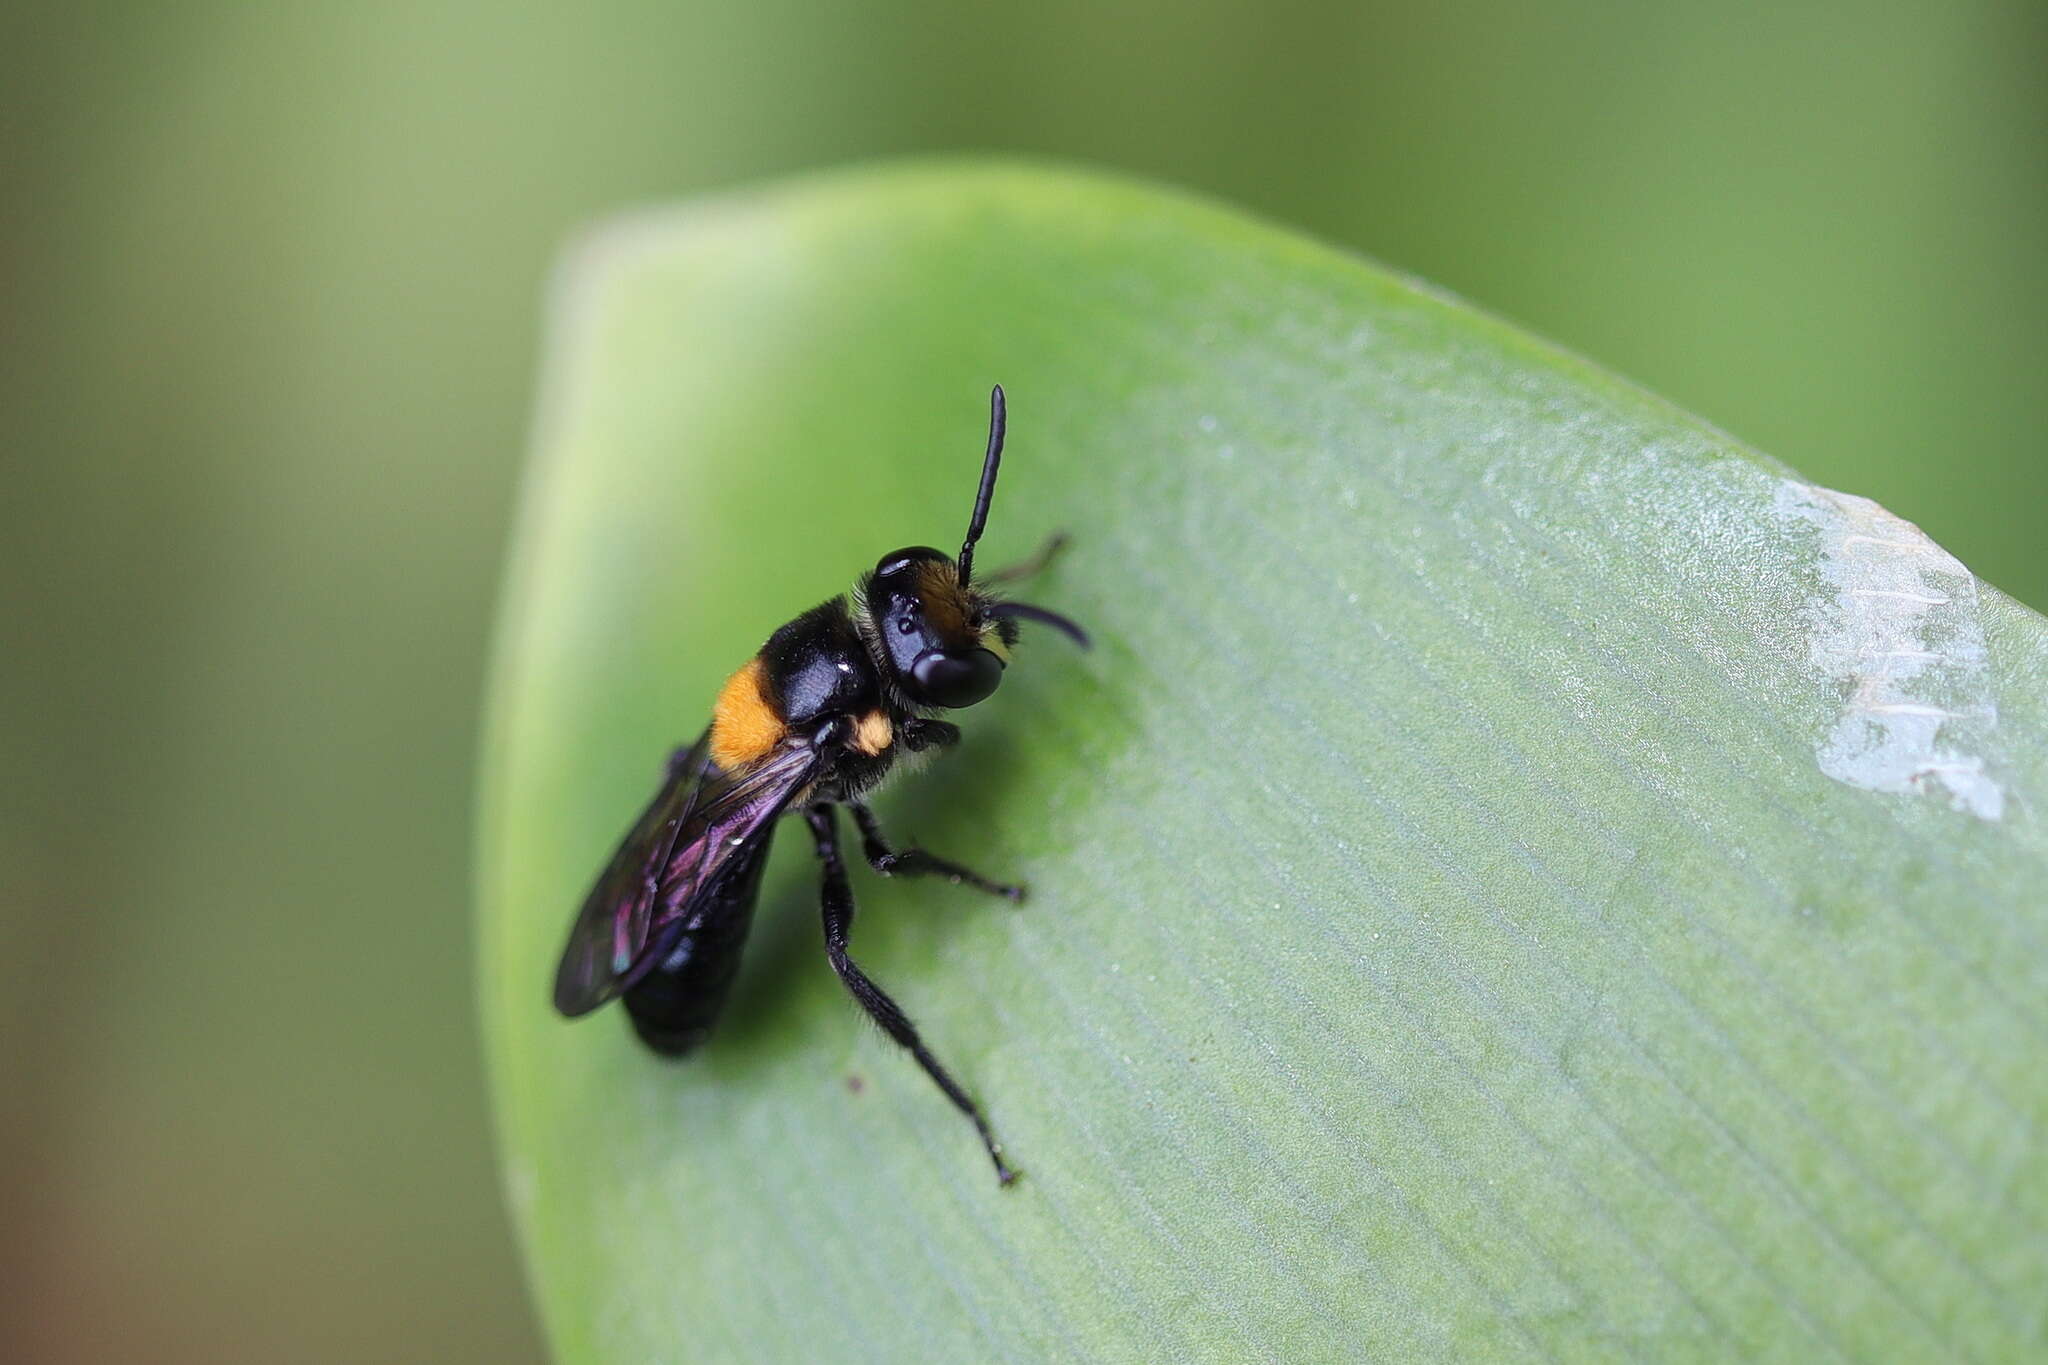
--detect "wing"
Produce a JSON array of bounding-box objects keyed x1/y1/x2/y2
[{"x1": 552, "y1": 730, "x2": 826, "y2": 1017}]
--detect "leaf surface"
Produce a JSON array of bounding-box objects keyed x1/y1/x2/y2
[{"x1": 478, "y1": 163, "x2": 2048, "y2": 1363}]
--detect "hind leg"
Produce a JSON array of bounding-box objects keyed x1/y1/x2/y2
[{"x1": 805, "y1": 804, "x2": 1018, "y2": 1184}]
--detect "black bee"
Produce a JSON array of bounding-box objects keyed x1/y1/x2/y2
[{"x1": 552, "y1": 386, "x2": 1086, "y2": 1184}]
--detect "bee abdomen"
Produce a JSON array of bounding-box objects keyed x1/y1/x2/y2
[{"x1": 622, "y1": 831, "x2": 773, "y2": 1055}]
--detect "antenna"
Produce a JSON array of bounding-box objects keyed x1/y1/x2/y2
[
  {"x1": 956, "y1": 384, "x2": 1005, "y2": 587},
  {"x1": 986, "y1": 599, "x2": 1091, "y2": 649}
]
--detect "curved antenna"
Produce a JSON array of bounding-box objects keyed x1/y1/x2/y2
[
  {"x1": 986, "y1": 600, "x2": 1091, "y2": 650},
  {"x1": 956, "y1": 384, "x2": 1006, "y2": 587}
]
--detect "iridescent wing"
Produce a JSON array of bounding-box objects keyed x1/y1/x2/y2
[{"x1": 552, "y1": 731, "x2": 825, "y2": 1017}]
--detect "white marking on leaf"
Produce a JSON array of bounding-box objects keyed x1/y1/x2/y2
[{"x1": 1774, "y1": 480, "x2": 2003, "y2": 820}]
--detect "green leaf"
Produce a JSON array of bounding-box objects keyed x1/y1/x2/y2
[{"x1": 477, "y1": 162, "x2": 2048, "y2": 1363}]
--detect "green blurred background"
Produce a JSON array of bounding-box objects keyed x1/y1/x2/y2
[{"x1": 4, "y1": 3, "x2": 2042, "y2": 1361}]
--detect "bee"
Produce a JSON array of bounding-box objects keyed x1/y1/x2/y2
[{"x1": 551, "y1": 386, "x2": 1086, "y2": 1184}]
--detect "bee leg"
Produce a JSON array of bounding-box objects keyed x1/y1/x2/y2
[
  {"x1": 982, "y1": 531, "x2": 1070, "y2": 583},
  {"x1": 805, "y1": 803, "x2": 1019, "y2": 1186},
  {"x1": 848, "y1": 801, "x2": 1024, "y2": 902},
  {"x1": 900, "y1": 718, "x2": 960, "y2": 753}
]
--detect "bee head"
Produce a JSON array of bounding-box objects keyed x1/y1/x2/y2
[
  {"x1": 862, "y1": 386, "x2": 1088, "y2": 711},
  {"x1": 864, "y1": 547, "x2": 1010, "y2": 710}
]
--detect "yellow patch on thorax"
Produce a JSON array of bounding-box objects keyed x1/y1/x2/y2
[
  {"x1": 852, "y1": 710, "x2": 894, "y2": 756},
  {"x1": 708, "y1": 657, "x2": 785, "y2": 769}
]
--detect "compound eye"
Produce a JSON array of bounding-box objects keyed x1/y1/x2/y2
[
  {"x1": 875, "y1": 545, "x2": 946, "y2": 579},
  {"x1": 909, "y1": 648, "x2": 1004, "y2": 709}
]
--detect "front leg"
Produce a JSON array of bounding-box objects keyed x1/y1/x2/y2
[
  {"x1": 900, "y1": 718, "x2": 960, "y2": 753},
  {"x1": 850, "y1": 801, "x2": 1024, "y2": 902},
  {"x1": 983, "y1": 530, "x2": 1071, "y2": 583}
]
